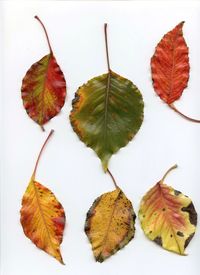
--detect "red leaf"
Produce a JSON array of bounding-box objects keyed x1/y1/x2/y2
[
  {"x1": 151, "y1": 22, "x2": 200, "y2": 123},
  {"x1": 151, "y1": 22, "x2": 189, "y2": 104},
  {"x1": 21, "y1": 16, "x2": 66, "y2": 131}
]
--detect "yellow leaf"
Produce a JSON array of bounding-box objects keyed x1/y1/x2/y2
[
  {"x1": 85, "y1": 188, "x2": 136, "y2": 262},
  {"x1": 139, "y1": 165, "x2": 197, "y2": 255},
  {"x1": 20, "y1": 130, "x2": 65, "y2": 264}
]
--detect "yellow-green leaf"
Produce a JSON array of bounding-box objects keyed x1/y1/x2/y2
[
  {"x1": 70, "y1": 71, "x2": 144, "y2": 171},
  {"x1": 85, "y1": 188, "x2": 136, "y2": 262},
  {"x1": 139, "y1": 165, "x2": 197, "y2": 255},
  {"x1": 20, "y1": 130, "x2": 65, "y2": 264}
]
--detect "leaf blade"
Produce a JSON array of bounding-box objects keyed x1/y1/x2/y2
[
  {"x1": 20, "y1": 178, "x2": 65, "y2": 264},
  {"x1": 70, "y1": 71, "x2": 144, "y2": 171},
  {"x1": 139, "y1": 182, "x2": 197, "y2": 255},
  {"x1": 21, "y1": 54, "x2": 66, "y2": 128},
  {"x1": 151, "y1": 22, "x2": 189, "y2": 104},
  {"x1": 85, "y1": 188, "x2": 136, "y2": 262}
]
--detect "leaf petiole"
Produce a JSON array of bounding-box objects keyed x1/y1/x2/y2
[
  {"x1": 169, "y1": 104, "x2": 200, "y2": 123},
  {"x1": 161, "y1": 164, "x2": 178, "y2": 183},
  {"x1": 35, "y1": 15, "x2": 53, "y2": 54},
  {"x1": 107, "y1": 169, "x2": 119, "y2": 189},
  {"x1": 104, "y1": 23, "x2": 111, "y2": 72},
  {"x1": 32, "y1": 129, "x2": 54, "y2": 178}
]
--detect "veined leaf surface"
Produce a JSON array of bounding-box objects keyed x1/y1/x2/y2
[
  {"x1": 151, "y1": 22, "x2": 189, "y2": 104},
  {"x1": 21, "y1": 16, "x2": 66, "y2": 130},
  {"x1": 151, "y1": 22, "x2": 200, "y2": 122},
  {"x1": 70, "y1": 24, "x2": 144, "y2": 171},
  {"x1": 85, "y1": 188, "x2": 136, "y2": 262},
  {"x1": 20, "y1": 130, "x2": 65, "y2": 264},
  {"x1": 139, "y1": 165, "x2": 197, "y2": 255}
]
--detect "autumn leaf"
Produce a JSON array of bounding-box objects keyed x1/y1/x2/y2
[
  {"x1": 70, "y1": 24, "x2": 144, "y2": 171},
  {"x1": 20, "y1": 130, "x2": 65, "y2": 264},
  {"x1": 139, "y1": 165, "x2": 197, "y2": 255},
  {"x1": 151, "y1": 22, "x2": 200, "y2": 123},
  {"x1": 85, "y1": 187, "x2": 136, "y2": 262},
  {"x1": 21, "y1": 16, "x2": 66, "y2": 131}
]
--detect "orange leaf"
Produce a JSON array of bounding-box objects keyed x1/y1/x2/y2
[
  {"x1": 20, "y1": 130, "x2": 65, "y2": 264},
  {"x1": 21, "y1": 16, "x2": 66, "y2": 131},
  {"x1": 151, "y1": 22, "x2": 189, "y2": 104},
  {"x1": 151, "y1": 22, "x2": 200, "y2": 122},
  {"x1": 139, "y1": 165, "x2": 197, "y2": 255}
]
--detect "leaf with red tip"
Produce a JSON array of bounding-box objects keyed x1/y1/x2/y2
[
  {"x1": 151, "y1": 22, "x2": 200, "y2": 122},
  {"x1": 21, "y1": 16, "x2": 66, "y2": 131},
  {"x1": 20, "y1": 130, "x2": 66, "y2": 264},
  {"x1": 139, "y1": 165, "x2": 197, "y2": 255}
]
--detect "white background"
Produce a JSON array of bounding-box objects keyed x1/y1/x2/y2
[{"x1": 1, "y1": 1, "x2": 200, "y2": 275}]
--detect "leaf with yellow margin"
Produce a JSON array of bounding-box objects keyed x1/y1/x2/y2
[
  {"x1": 85, "y1": 187, "x2": 136, "y2": 262},
  {"x1": 20, "y1": 130, "x2": 65, "y2": 264},
  {"x1": 70, "y1": 24, "x2": 143, "y2": 171},
  {"x1": 139, "y1": 165, "x2": 197, "y2": 255}
]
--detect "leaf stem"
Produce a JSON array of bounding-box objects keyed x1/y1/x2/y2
[
  {"x1": 104, "y1": 23, "x2": 111, "y2": 72},
  {"x1": 161, "y1": 164, "x2": 178, "y2": 183},
  {"x1": 35, "y1": 15, "x2": 53, "y2": 54},
  {"x1": 32, "y1": 129, "x2": 54, "y2": 178},
  {"x1": 169, "y1": 103, "x2": 200, "y2": 123},
  {"x1": 107, "y1": 169, "x2": 118, "y2": 189}
]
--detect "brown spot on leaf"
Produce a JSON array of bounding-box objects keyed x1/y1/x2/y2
[
  {"x1": 184, "y1": 233, "x2": 195, "y2": 248},
  {"x1": 177, "y1": 231, "x2": 184, "y2": 237},
  {"x1": 174, "y1": 189, "x2": 181, "y2": 196},
  {"x1": 182, "y1": 202, "x2": 197, "y2": 226},
  {"x1": 154, "y1": 236, "x2": 162, "y2": 246}
]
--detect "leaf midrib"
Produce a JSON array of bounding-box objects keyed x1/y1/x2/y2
[
  {"x1": 39, "y1": 54, "x2": 52, "y2": 125},
  {"x1": 168, "y1": 30, "x2": 181, "y2": 100},
  {"x1": 32, "y1": 179, "x2": 57, "y2": 253},
  {"x1": 157, "y1": 183, "x2": 183, "y2": 254},
  {"x1": 103, "y1": 71, "x2": 111, "y2": 148},
  {"x1": 97, "y1": 189, "x2": 121, "y2": 258}
]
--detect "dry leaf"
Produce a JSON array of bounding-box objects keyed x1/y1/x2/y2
[
  {"x1": 21, "y1": 16, "x2": 66, "y2": 131},
  {"x1": 20, "y1": 130, "x2": 65, "y2": 264},
  {"x1": 151, "y1": 22, "x2": 200, "y2": 122},
  {"x1": 85, "y1": 188, "x2": 136, "y2": 262},
  {"x1": 139, "y1": 165, "x2": 197, "y2": 255}
]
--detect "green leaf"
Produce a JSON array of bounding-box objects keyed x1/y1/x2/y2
[{"x1": 70, "y1": 71, "x2": 144, "y2": 171}]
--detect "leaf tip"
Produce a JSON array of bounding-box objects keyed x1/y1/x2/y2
[
  {"x1": 40, "y1": 125, "x2": 45, "y2": 131},
  {"x1": 59, "y1": 258, "x2": 65, "y2": 265}
]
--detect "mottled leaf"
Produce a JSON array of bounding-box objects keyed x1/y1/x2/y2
[
  {"x1": 20, "y1": 130, "x2": 65, "y2": 264},
  {"x1": 21, "y1": 16, "x2": 66, "y2": 130},
  {"x1": 85, "y1": 188, "x2": 136, "y2": 262},
  {"x1": 151, "y1": 22, "x2": 200, "y2": 122},
  {"x1": 139, "y1": 165, "x2": 197, "y2": 255},
  {"x1": 70, "y1": 24, "x2": 143, "y2": 171}
]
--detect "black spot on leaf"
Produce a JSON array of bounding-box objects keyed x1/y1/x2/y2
[
  {"x1": 177, "y1": 231, "x2": 184, "y2": 237},
  {"x1": 182, "y1": 202, "x2": 197, "y2": 226},
  {"x1": 184, "y1": 233, "x2": 195, "y2": 249},
  {"x1": 154, "y1": 236, "x2": 162, "y2": 246},
  {"x1": 174, "y1": 189, "x2": 181, "y2": 196}
]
